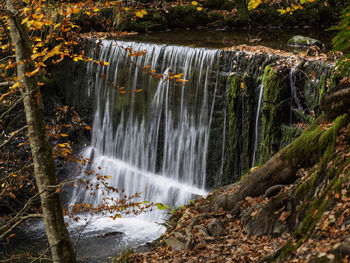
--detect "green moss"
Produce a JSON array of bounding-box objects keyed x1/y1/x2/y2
[
  {"x1": 294, "y1": 166, "x2": 319, "y2": 200},
  {"x1": 318, "y1": 114, "x2": 348, "y2": 160},
  {"x1": 259, "y1": 66, "x2": 290, "y2": 164},
  {"x1": 224, "y1": 74, "x2": 256, "y2": 184},
  {"x1": 318, "y1": 74, "x2": 327, "y2": 105},
  {"x1": 271, "y1": 115, "x2": 349, "y2": 261},
  {"x1": 282, "y1": 114, "x2": 348, "y2": 164}
]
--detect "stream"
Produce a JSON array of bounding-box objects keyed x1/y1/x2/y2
[{"x1": 0, "y1": 29, "x2": 332, "y2": 262}]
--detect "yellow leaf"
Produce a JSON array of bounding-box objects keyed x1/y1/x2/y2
[
  {"x1": 191, "y1": 1, "x2": 198, "y2": 5},
  {"x1": 103, "y1": 61, "x2": 109, "y2": 66},
  {"x1": 83, "y1": 125, "x2": 92, "y2": 130},
  {"x1": 61, "y1": 134, "x2": 69, "y2": 137},
  {"x1": 11, "y1": 82, "x2": 20, "y2": 89},
  {"x1": 141, "y1": 9, "x2": 147, "y2": 15},
  {"x1": 21, "y1": 16, "x2": 29, "y2": 24},
  {"x1": 9, "y1": 192, "x2": 16, "y2": 199},
  {"x1": 135, "y1": 89, "x2": 143, "y2": 92},
  {"x1": 286, "y1": 7, "x2": 291, "y2": 12},
  {"x1": 135, "y1": 11, "x2": 144, "y2": 18},
  {"x1": 248, "y1": 0, "x2": 262, "y2": 10},
  {"x1": 277, "y1": 9, "x2": 286, "y2": 14},
  {"x1": 173, "y1": 73, "x2": 184, "y2": 78},
  {"x1": 54, "y1": 23, "x2": 61, "y2": 30},
  {"x1": 1, "y1": 183, "x2": 5, "y2": 188},
  {"x1": 197, "y1": 7, "x2": 203, "y2": 11}
]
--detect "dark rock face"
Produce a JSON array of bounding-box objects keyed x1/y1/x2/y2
[
  {"x1": 320, "y1": 79, "x2": 350, "y2": 121},
  {"x1": 56, "y1": 42, "x2": 335, "y2": 189}
]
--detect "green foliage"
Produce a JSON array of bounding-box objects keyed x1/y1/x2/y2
[
  {"x1": 156, "y1": 202, "x2": 170, "y2": 210},
  {"x1": 329, "y1": 6, "x2": 350, "y2": 76},
  {"x1": 170, "y1": 205, "x2": 185, "y2": 214}
]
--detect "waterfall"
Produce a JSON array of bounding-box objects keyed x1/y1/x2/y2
[
  {"x1": 252, "y1": 84, "x2": 264, "y2": 167},
  {"x1": 69, "y1": 40, "x2": 220, "y2": 240},
  {"x1": 289, "y1": 67, "x2": 302, "y2": 111}
]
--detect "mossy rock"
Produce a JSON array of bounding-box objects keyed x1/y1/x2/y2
[
  {"x1": 287, "y1": 35, "x2": 324, "y2": 49},
  {"x1": 259, "y1": 65, "x2": 290, "y2": 165}
]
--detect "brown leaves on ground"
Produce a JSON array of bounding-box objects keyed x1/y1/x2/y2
[
  {"x1": 222, "y1": 45, "x2": 338, "y2": 65},
  {"x1": 128, "y1": 202, "x2": 290, "y2": 262},
  {"x1": 125, "y1": 122, "x2": 350, "y2": 263}
]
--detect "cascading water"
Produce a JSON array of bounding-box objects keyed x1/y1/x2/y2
[
  {"x1": 289, "y1": 67, "x2": 302, "y2": 120},
  {"x1": 251, "y1": 84, "x2": 264, "y2": 167},
  {"x1": 69, "y1": 40, "x2": 220, "y2": 244}
]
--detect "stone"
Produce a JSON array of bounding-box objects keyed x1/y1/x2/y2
[
  {"x1": 287, "y1": 35, "x2": 324, "y2": 49},
  {"x1": 164, "y1": 236, "x2": 185, "y2": 250},
  {"x1": 193, "y1": 225, "x2": 209, "y2": 237},
  {"x1": 207, "y1": 218, "x2": 226, "y2": 237}
]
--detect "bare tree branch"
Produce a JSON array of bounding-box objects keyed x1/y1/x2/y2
[
  {"x1": 0, "y1": 96, "x2": 24, "y2": 120},
  {"x1": 0, "y1": 125, "x2": 27, "y2": 149},
  {"x1": 0, "y1": 213, "x2": 42, "y2": 241}
]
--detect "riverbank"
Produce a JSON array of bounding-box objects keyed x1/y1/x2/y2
[{"x1": 125, "y1": 78, "x2": 350, "y2": 262}]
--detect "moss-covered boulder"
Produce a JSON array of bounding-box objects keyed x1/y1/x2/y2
[{"x1": 287, "y1": 35, "x2": 324, "y2": 49}]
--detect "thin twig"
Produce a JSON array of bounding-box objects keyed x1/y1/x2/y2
[
  {"x1": 0, "y1": 96, "x2": 23, "y2": 120},
  {"x1": 0, "y1": 125, "x2": 27, "y2": 149},
  {"x1": 0, "y1": 213, "x2": 42, "y2": 241},
  {"x1": 29, "y1": 243, "x2": 55, "y2": 263},
  {"x1": 0, "y1": 55, "x2": 15, "y2": 63}
]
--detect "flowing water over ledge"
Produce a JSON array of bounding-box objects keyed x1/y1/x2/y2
[{"x1": 66, "y1": 40, "x2": 220, "y2": 258}]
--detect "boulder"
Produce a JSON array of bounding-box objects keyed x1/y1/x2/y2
[
  {"x1": 287, "y1": 35, "x2": 324, "y2": 49},
  {"x1": 164, "y1": 237, "x2": 186, "y2": 250},
  {"x1": 207, "y1": 218, "x2": 226, "y2": 237}
]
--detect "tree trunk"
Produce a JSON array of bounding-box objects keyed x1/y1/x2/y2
[{"x1": 6, "y1": 1, "x2": 76, "y2": 262}]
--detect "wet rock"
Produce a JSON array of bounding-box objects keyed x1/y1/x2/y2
[
  {"x1": 287, "y1": 35, "x2": 324, "y2": 49},
  {"x1": 164, "y1": 236, "x2": 185, "y2": 250},
  {"x1": 97, "y1": 231, "x2": 124, "y2": 238},
  {"x1": 207, "y1": 218, "x2": 225, "y2": 237}
]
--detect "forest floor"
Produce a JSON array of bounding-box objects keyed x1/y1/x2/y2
[{"x1": 123, "y1": 118, "x2": 350, "y2": 262}]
